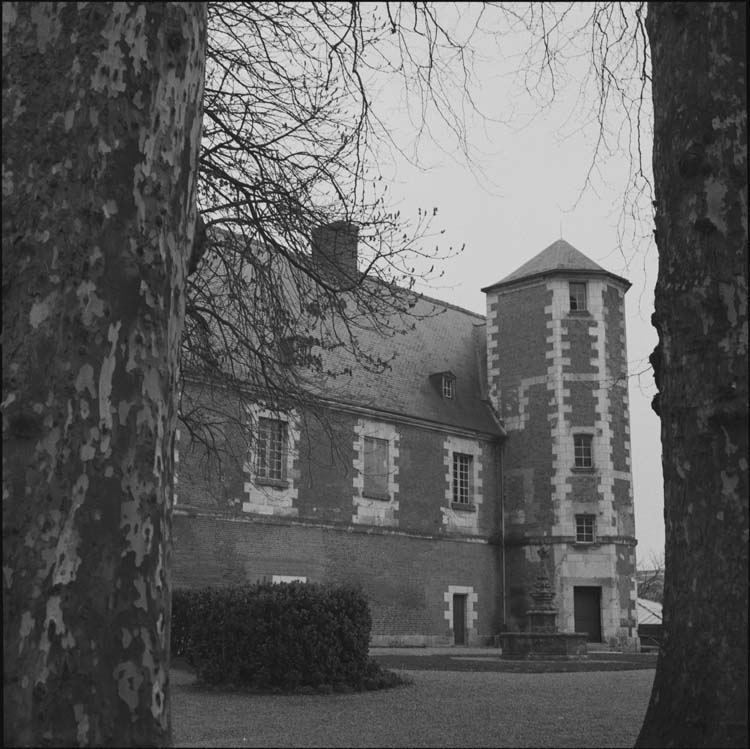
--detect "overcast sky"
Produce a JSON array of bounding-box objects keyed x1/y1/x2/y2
[{"x1": 371, "y1": 5, "x2": 664, "y2": 564}]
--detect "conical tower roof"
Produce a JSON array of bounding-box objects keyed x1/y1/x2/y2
[{"x1": 481, "y1": 239, "x2": 630, "y2": 292}]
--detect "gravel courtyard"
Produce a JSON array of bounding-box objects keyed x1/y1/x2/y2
[{"x1": 171, "y1": 656, "x2": 654, "y2": 748}]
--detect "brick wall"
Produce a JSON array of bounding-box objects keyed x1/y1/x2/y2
[
  {"x1": 488, "y1": 281, "x2": 556, "y2": 541},
  {"x1": 175, "y1": 385, "x2": 253, "y2": 515},
  {"x1": 173, "y1": 384, "x2": 504, "y2": 644},
  {"x1": 396, "y1": 424, "x2": 447, "y2": 534},
  {"x1": 176, "y1": 390, "x2": 501, "y2": 539},
  {"x1": 296, "y1": 410, "x2": 356, "y2": 525},
  {"x1": 172, "y1": 513, "x2": 502, "y2": 645}
]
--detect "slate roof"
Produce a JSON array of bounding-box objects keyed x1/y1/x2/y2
[
  {"x1": 481, "y1": 238, "x2": 631, "y2": 291},
  {"x1": 190, "y1": 230, "x2": 501, "y2": 437},
  {"x1": 311, "y1": 293, "x2": 501, "y2": 437}
]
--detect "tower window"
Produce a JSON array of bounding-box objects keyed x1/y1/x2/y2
[
  {"x1": 574, "y1": 434, "x2": 594, "y2": 468},
  {"x1": 442, "y1": 375, "x2": 455, "y2": 399},
  {"x1": 575, "y1": 514, "x2": 596, "y2": 543},
  {"x1": 569, "y1": 282, "x2": 588, "y2": 311}
]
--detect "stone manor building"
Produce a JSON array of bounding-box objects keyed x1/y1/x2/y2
[{"x1": 172, "y1": 232, "x2": 639, "y2": 649}]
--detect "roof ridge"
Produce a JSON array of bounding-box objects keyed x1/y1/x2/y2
[{"x1": 411, "y1": 289, "x2": 485, "y2": 320}]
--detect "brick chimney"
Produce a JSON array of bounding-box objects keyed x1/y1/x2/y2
[{"x1": 311, "y1": 221, "x2": 359, "y2": 281}]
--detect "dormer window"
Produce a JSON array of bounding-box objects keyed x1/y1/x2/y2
[
  {"x1": 569, "y1": 282, "x2": 588, "y2": 312},
  {"x1": 442, "y1": 375, "x2": 455, "y2": 399},
  {"x1": 429, "y1": 371, "x2": 456, "y2": 399},
  {"x1": 279, "y1": 335, "x2": 318, "y2": 367}
]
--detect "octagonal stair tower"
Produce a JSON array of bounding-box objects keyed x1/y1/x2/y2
[{"x1": 482, "y1": 239, "x2": 639, "y2": 650}]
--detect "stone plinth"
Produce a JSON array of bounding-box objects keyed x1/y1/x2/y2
[
  {"x1": 527, "y1": 608, "x2": 558, "y2": 634},
  {"x1": 498, "y1": 632, "x2": 589, "y2": 660},
  {"x1": 495, "y1": 545, "x2": 588, "y2": 659}
]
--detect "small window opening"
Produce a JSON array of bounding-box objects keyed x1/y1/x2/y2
[
  {"x1": 569, "y1": 282, "x2": 588, "y2": 312},
  {"x1": 574, "y1": 434, "x2": 593, "y2": 468},
  {"x1": 575, "y1": 514, "x2": 596, "y2": 543},
  {"x1": 442, "y1": 375, "x2": 455, "y2": 399}
]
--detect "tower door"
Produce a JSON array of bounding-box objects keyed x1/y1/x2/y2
[
  {"x1": 453, "y1": 594, "x2": 467, "y2": 645},
  {"x1": 574, "y1": 586, "x2": 602, "y2": 642}
]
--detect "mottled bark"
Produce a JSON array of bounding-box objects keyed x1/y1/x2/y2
[
  {"x1": 2, "y1": 3, "x2": 206, "y2": 746},
  {"x1": 637, "y1": 3, "x2": 748, "y2": 748}
]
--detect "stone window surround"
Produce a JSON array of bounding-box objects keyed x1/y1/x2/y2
[
  {"x1": 443, "y1": 436, "x2": 482, "y2": 510},
  {"x1": 452, "y1": 452, "x2": 473, "y2": 506},
  {"x1": 362, "y1": 435, "x2": 390, "y2": 500},
  {"x1": 443, "y1": 585, "x2": 479, "y2": 641},
  {"x1": 569, "y1": 280, "x2": 588, "y2": 312},
  {"x1": 572, "y1": 431, "x2": 595, "y2": 469},
  {"x1": 352, "y1": 418, "x2": 399, "y2": 526},
  {"x1": 256, "y1": 416, "x2": 289, "y2": 484},
  {"x1": 575, "y1": 513, "x2": 597, "y2": 543},
  {"x1": 242, "y1": 405, "x2": 299, "y2": 516}
]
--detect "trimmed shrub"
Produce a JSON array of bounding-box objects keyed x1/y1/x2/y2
[
  {"x1": 171, "y1": 588, "x2": 195, "y2": 660},
  {"x1": 172, "y1": 581, "x2": 375, "y2": 690}
]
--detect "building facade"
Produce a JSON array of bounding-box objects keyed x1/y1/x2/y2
[{"x1": 172, "y1": 236, "x2": 639, "y2": 649}]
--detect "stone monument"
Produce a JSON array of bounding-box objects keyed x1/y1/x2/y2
[{"x1": 498, "y1": 546, "x2": 589, "y2": 659}]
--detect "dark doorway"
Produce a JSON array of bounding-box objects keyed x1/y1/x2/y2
[
  {"x1": 453, "y1": 594, "x2": 467, "y2": 645},
  {"x1": 574, "y1": 586, "x2": 602, "y2": 642}
]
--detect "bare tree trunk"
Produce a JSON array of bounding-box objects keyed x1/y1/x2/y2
[
  {"x1": 2, "y1": 3, "x2": 205, "y2": 746},
  {"x1": 637, "y1": 3, "x2": 748, "y2": 747}
]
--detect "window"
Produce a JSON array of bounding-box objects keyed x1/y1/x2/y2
[
  {"x1": 574, "y1": 434, "x2": 593, "y2": 468},
  {"x1": 256, "y1": 417, "x2": 287, "y2": 481},
  {"x1": 279, "y1": 337, "x2": 297, "y2": 365},
  {"x1": 452, "y1": 453, "x2": 473, "y2": 505},
  {"x1": 569, "y1": 282, "x2": 588, "y2": 312},
  {"x1": 363, "y1": 436, "x2": 389, "y2": 498},
  {"x1": 442, "y1": 375, "x2": 455, "y2": 399},
  {"x1": 576, "y1": 514, "x2": 596, "y2": 543},
  {"x1": 279, "y1": 335, "x2": 317, "y2": 366}
]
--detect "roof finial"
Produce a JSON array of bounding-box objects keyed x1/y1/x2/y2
[{"x1": 559, "y1": 219, "x2": 563, "y2": 240}]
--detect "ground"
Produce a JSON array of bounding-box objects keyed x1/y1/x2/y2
[{"x1": 170, "y1": 647, "x2": 656, "y2": 747}]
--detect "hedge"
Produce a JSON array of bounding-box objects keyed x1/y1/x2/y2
[{"x1": 171, "y1": 581, "x2": 375, "y2": 690}]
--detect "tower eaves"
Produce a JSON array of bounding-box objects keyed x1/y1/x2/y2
[{"x1": 481, "y1": 239, "x2": 631, "y2": 292}]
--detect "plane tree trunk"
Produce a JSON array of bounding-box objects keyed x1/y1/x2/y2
[
  {"x1": 637, "y1": 3, "x2": 748, "y2": 747},
  {"x1": 2, "y1": 3, "x2": 206, "y2": 745}
]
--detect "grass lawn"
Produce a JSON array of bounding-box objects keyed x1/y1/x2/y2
[{"x1": 170, "y1": 662, "x2": 655, "y2": 747}]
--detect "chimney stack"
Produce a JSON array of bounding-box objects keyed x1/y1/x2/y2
[{"x1": 311, "y1": 221, "x2": 359, "y2": 282}]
